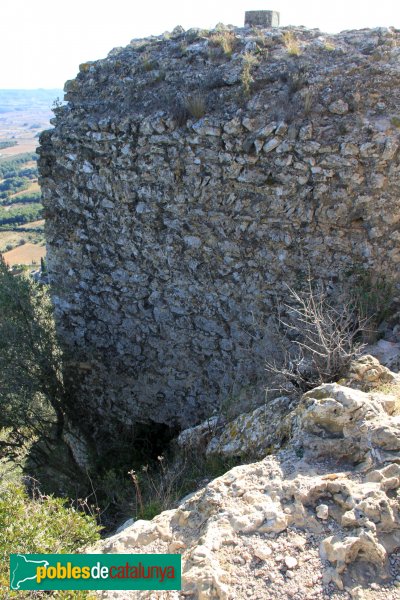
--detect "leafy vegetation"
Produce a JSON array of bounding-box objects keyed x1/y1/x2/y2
[
  {"x1": 0, "y1": 190, "x2": 41, "y2": 206},
  {"x1": 0, "y1": 153, "x2": 37, "y2": 179},
  {"x1": 0, "y1": 258, "x2": 100, "y2": 598},
  {"x1": 0, "y1": 140, "x2": 18, "y2": 150},
  {"x1": 0, "y1": 480, "x2": 100, "y2": 598},
  {"x1": 0, "y1": 257, "x2": 64, "y2": 464},
  {"x1": 0, "y1": 153, "x2": 43, "y2": 254},
  {"x1": 0, "y1": 176, "x2": 29, "y2": 198},
  {"x1": 0, "y1": 202, "x2": 43, "y2": 226},
  {"x1": 351, "y1": 270, "x2": 394, "y2": 339}
]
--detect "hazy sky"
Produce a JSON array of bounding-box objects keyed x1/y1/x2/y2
[{"x1": 1, "y1": 0, "x2": 399, "y2": 89}]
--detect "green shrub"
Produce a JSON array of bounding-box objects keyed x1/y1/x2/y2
[
  {"x1": 0, "y1": 257, "x2": 65, "y2": 463},
  {"x1": 351, "y1": 271, "x2": 394, "y2": 336},
  {"x1": 0, "y1": 481, "x2": 100, "y2": 597},
  {"x1": 0, "y1": 202, "x2": 43, "y2": 226}
]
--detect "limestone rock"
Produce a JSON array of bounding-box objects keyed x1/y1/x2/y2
[
  {"x1": 328, "y1": 99, "x2": 349, "y2": 114},
  {"x1": 364, "y1": 341, "x2": 400, "y2": 372},
  {"x1": 88, "y1": 371, "x2": 400, "y2": 598},
  {"x1": 345, "y1": 354, "x2": 399, "y2": 389},
  {"x1": 205, "y1": 396, "x2": 293, "y2": 458},
  {"x1": 177, "y1": 416, "x2": 221, "y2": 450},
  {"x1": 295, "y1": 381, "x2": 400, "y2": 465}
]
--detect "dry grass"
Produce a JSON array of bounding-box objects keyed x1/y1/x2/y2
[
  {"x1": 17, "y1": 219, "x2": 44, "y2": 230},
  {"x1": 0, "y1": 139, "x2": 37, "y2": 157},
  {"x1": 0, "y1": 231, "x2": 27, "y2": 252},
  {"x1": 241, "y1": 53, "x2": 259, "y2": 96},
  {"x1": 210, "y1": 31, "x2": 237, "y2": 57},
  {"x1": 283, "y1": 31, "x2": 301, "y2": 56},
  {"x1": 185, "y1": 92, "x2": 207, "y2": 119},
  {"x1": 2, "y1": 242, "x2": 46, "y2": 266},
  {"x1": 374, "y1": 382, "x2": 400, "y2": 415}
]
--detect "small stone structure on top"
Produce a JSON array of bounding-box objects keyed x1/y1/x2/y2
[{"x1": 244, "y1": 10, "x2": 280, "y2": 27}]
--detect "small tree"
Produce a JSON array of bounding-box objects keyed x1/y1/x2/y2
[{"x1": 0, "y1": 257, "x2": 64, "y2": 464}]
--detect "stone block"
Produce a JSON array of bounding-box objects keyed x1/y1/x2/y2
[{"x1": 244, "y1": 10, "x2": 280, "y2": 28}]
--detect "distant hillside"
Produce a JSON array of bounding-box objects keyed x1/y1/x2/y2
[{"x1": 0, "y1": 89, "x2": 63, "y2": 113}]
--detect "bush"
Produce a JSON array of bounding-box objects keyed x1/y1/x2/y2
[
  {"x1": 266, "y1": 279, "x2": 368, "y2": 394},
  {"x1": 351, "y1": 270, "x2": 394, "y2": 335},
  {"x1": 128, "y1": 451, "x2": 240, "y2": 523},
  {"x1": 0, "y1": 257, "x2": 65, "y2": 464},
  {"x1": 0, "y1": 480, "x2": 100, "y2": 597}
]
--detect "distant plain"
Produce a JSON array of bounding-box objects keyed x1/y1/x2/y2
[{"x1": 0, "y1": 89, "x2": 62, "y2": 266}]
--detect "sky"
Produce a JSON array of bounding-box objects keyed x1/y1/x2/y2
[{"x1": 1, "y1": 0, "x2": 399, "y2": 89}]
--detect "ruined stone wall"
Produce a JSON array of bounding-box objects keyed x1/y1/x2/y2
[{"x1": 38, "y1": 24, "x2": 400, "y2": 444}]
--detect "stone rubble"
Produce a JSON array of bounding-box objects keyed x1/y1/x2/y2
[{"x1": 87, "y1": 358, "x2": 400, "y2": 599}]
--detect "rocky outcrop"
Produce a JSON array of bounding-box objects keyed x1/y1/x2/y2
[
  {"x1": 176, "y1": 355, "x2": 400, "y2": 462},
  {"x1": 88, "y1": 361, "x2": 400, "y2": 599},
  {"x1": 38, "y1": 24, "x2": 400, "y2": 443}
]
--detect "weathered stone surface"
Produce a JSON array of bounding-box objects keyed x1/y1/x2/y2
[
  {"x1": 38, "y1": 25, "x2": 400, "y2": 445},
  {"x1": 344, "y1": 354, "x2": 400, "y2": 389},
  {"x1": 328, "y1": 100, "x2": 349, "y2": 115},
  {"x1": 244, "y1": 10, "x2": 280, "y2": 28},
  {"x1": 205, "y1": 396, "x2": 293, "y2": 458},
  {"x1": 295, "y1": 381, "x2": 400, "y2": 466},
  {"x1": 88, "y1": 376, "x2": 400, "y2": 598},
  {"x1": 364, "y1": 341, "x2": 400, "y2": 371}
]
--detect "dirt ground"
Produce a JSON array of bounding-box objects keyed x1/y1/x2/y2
[{"x1": 2, "y1": 242, "x2": 46, "y2": 265}]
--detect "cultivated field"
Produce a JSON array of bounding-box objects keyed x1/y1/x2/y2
[
  {"x1": 10, "y1": 180, "x2": 40, "y2": 198},
  {"x1": 2, "y1": 242, "x2": 46, "y2": 266},
  {"x1": 0, "y1": 90, "x2": 61, "y2": 265}
]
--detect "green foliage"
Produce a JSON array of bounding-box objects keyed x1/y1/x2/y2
[
  {"x1": 0, "y1": 191, "x2": 41, "y2": 206},
  {"x1": 132, "y1": 451, "x2": 241, "y2": 522},
  {"x1": 0, "y1": 202, "x2": 43, "y2": 226},
  {"x1": 0, "y1": 176, "x2": 28, "y2": 197},
  {"x1": 351, "y1": 270, "x2": 394, "y2": 332},
  {"x1": 138, "y1": 499, "x2": 163, "y2": 521},
  {"x1": 0, "y1": 258, "x2": 64, "y2": 463},
  {"x1": 17, "y1": 166, "x2": 38, "y2": 179},
  {"x1": 0, "y1": 154, "x2": 41, "y2": 226},
  {"x1": 391, "y1": 116, "x2": 400, "y2": 128},
  {"x1": 0, "y1": 153, "x2": 37, "y2": 179},
  {"x1": 0, "y1": 480, "x2": 100, "y2": 598},
  {"x1": 0, "y1": 140, "x2": 18, "y2": 150}
]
